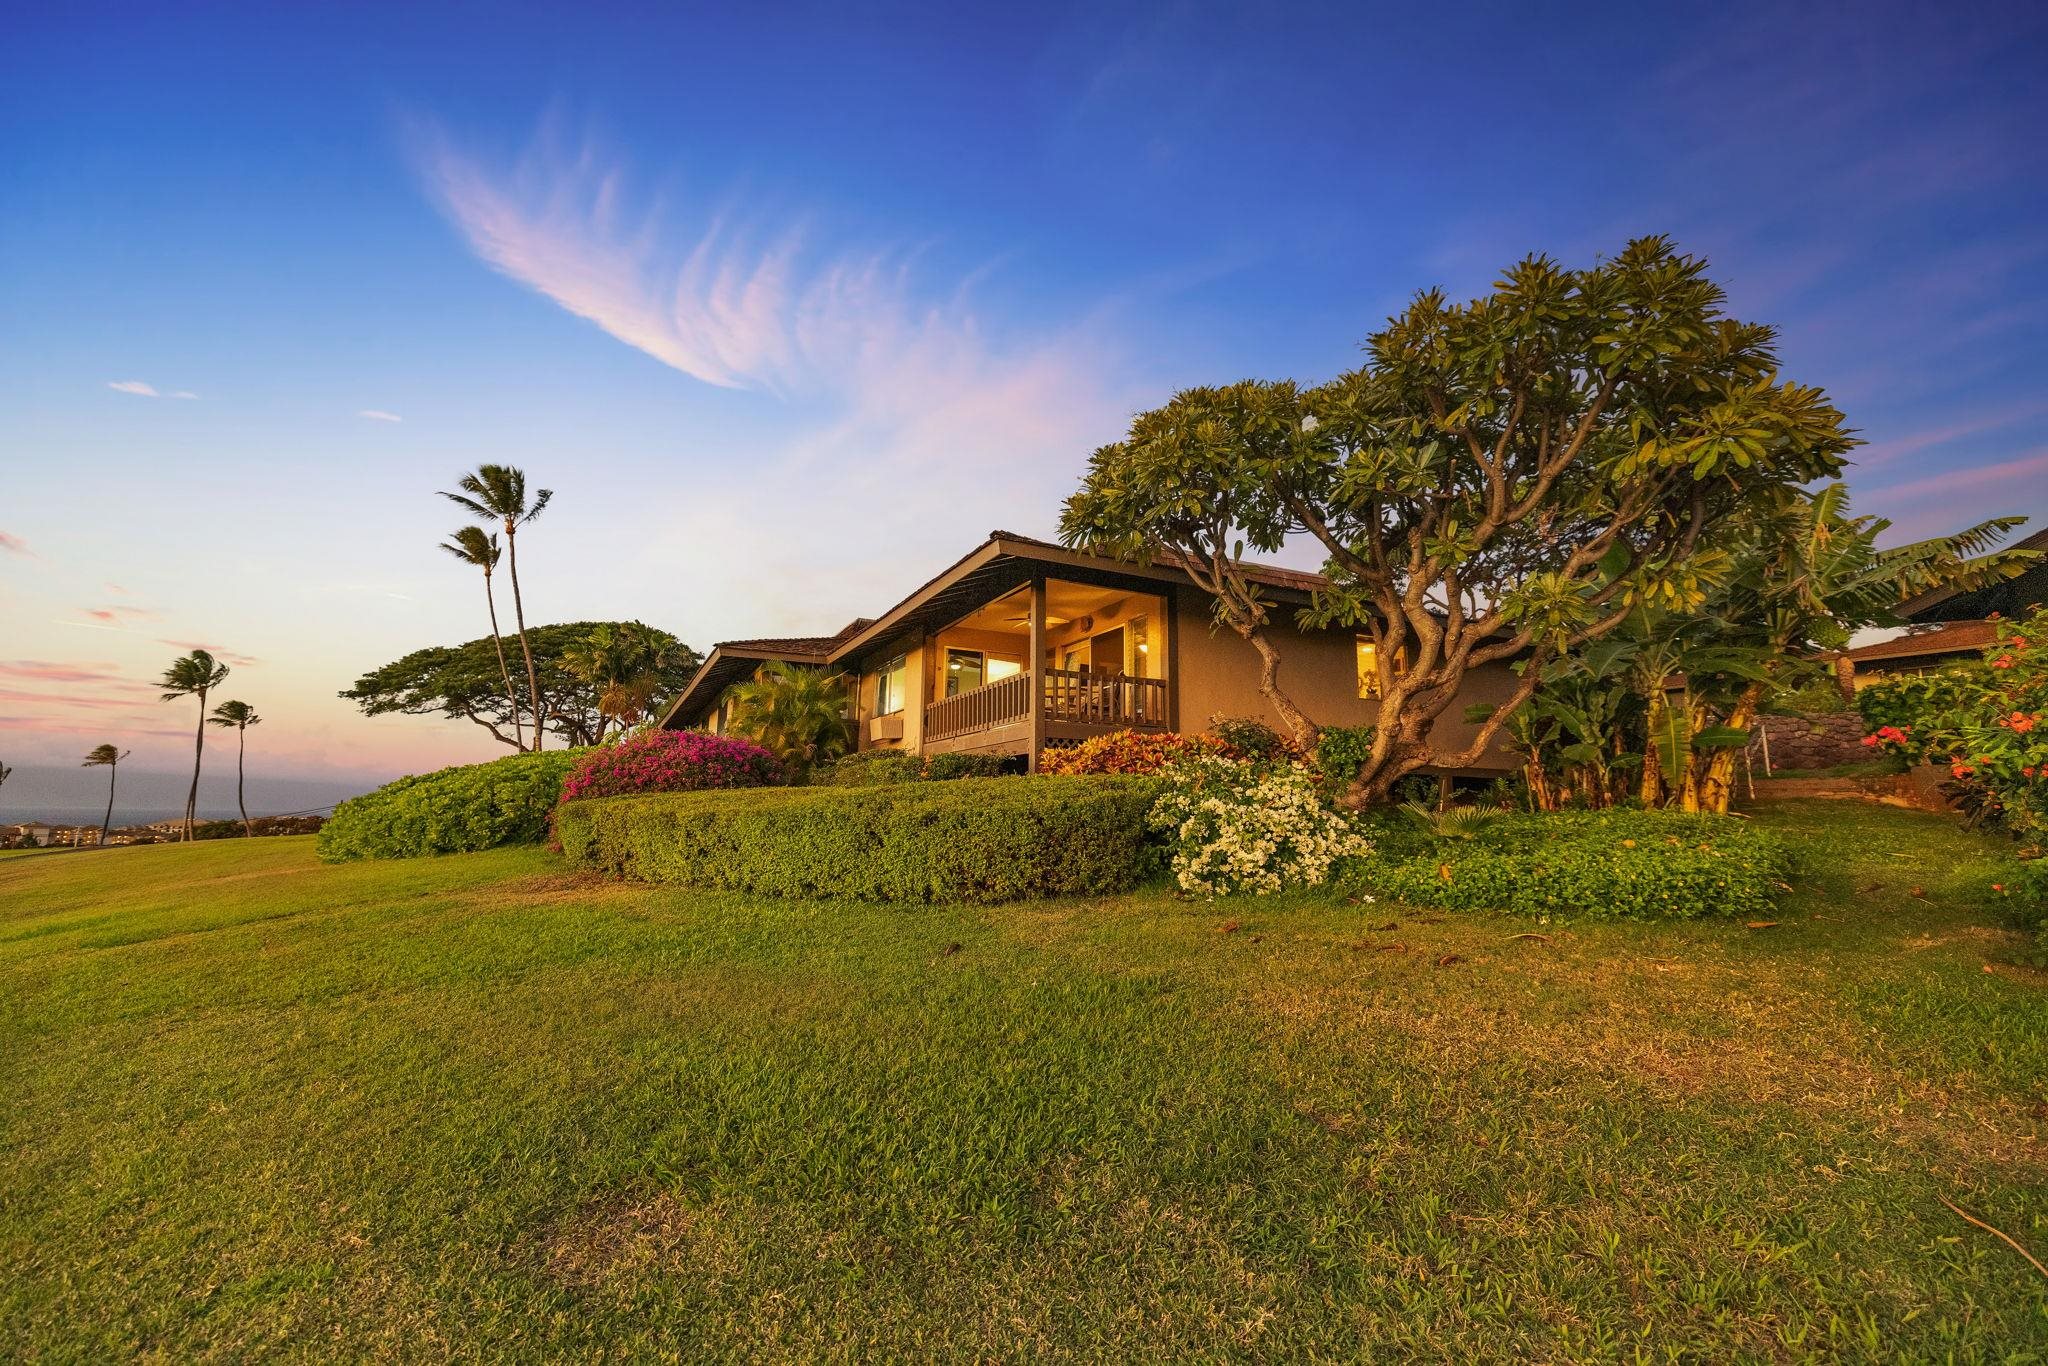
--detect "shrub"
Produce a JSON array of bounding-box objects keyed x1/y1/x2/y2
[
  {"x1": 1337, "y1": 808, "x2": 1791, "y2": 921},
  {"x1": 560, "y1": 730, "x2": 781, "y2": 802},
  {"x1": 1206, "y1": 715, "x2": 1297, "y2": 762},
  {"x1": 1040, "y1": 729, "x2": 1229, "y2": 776},
  {"x1": 1859, "y1": 608, "x2": 2048, "y2": 839},
  {"x1": 1149, "y1": 756, "x2": 1371, "y2": 897},
  {"x1": 825, "y1": 750, "x2": 1012, "y2": 785},
  {"x1": 1991, "y1": 857, "x2": 2048, "y2": 965},
  {"x1": 1314, "y1": 724, "x2": 1376, "y2": 787},
  {"x1": 557, "y1": 776, "x2": 1162, "y2": 903},
  {"x1": 318, "y1": 750, "x2": 586, "y2": 861}
]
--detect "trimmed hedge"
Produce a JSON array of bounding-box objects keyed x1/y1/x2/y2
[
  {"x1": 556, "y1": 776, "x2": 1162, "y2": 902},
  {"x1": 824, "y1": 750, "x2": 1012, "y2": 786},
  {"x1": 1338, "y1": 808, "x2": 1792, "y2": 921},
  {"x1": 317, "y1": 749, "x2": 586, "y2": 861}
]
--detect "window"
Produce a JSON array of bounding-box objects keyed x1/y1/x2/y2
[
  {"x1": 944, "y1": 648, "x2": 985, "y2": 696},
  {"x1": 1356, "y1": 637, "x2": 1405, "y2": 699},
  {"x1": 986, "y1": 658, "x2": 1023, "y2": 683},
  {"x1": 874, "y1": 654, "x2": 907, "y2": 716}
]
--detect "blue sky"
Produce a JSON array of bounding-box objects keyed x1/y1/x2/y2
[{"x1": 3, "y1": 1, "x2": 2046, "y2": 786}]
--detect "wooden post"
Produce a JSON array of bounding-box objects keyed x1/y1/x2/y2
[
  {"x1": 1163, "y1": 585, "x2": 1180, "y2": 733},
  {"x1": 1028, "y1": 575, "x2": 1048, "y2": 773}
]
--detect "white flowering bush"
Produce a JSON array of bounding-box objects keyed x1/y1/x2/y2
[{"x1": 1148, "y1": 756, "x2": 1372, "y2": 897}]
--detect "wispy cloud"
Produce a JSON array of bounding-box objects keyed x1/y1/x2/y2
[
  {"x1": 82, "y1": 605, "x2": 159, "y2": 626},
  {"x1": 0, "y1": 531, "x2": 31, "y2": 557},
  {"x1": 358, "y1": 409, "x2": 404, "y2": 423},
  {"x1": 158, "y1": 640, "x2": 259, "y2": 668},
  {"x1": 107, "y1": 380, "x2": 198, "y2": 399},
  {"x1": 1862, "y1": 447, "x2": 2048, "y2": 505},
  {"x1": 0, "y1": 660, "x2": 127, "y2": 684}
]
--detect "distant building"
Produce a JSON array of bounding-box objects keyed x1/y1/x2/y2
[{"x1": 1840, "y1": 524, "x2": 2047, "y2": 688}]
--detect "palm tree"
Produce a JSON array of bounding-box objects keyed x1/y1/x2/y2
[
  {"x1": 440, "y1": 526, "x2": 523, "y2": 750},
  {"x1": 160, "y1": 649, "x2": 230, "y2": 840},
  {"x1": 565, "y1": 621, "x2": 678, "y2": 740},
  {"x1": 441, "y1": 465, "x2": 552, "y2": 748},
  {"x1": 82, "y1": 745, "x2": 130, "y2": 846},
  {"x1": 725, "y1": 662, "x2": 855, "y2": 779},
  {"x1": 207, "y1": 701, "x2": 262, "y2": 837}
]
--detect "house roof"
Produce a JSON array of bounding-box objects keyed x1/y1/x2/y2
[
  {"x1": 1899, "y1": 523, "x2": 2048, "y2": 623},
  {"x1": 658, "y1": 531, "x2": 1333, "y2": 727},
  {"x1": 1841, "y1": 618, "x2": 2001, "y2": 664}
]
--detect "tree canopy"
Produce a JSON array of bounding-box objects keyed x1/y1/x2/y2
[
  {"x1": 341, "y1": 622, "x2": 700, "y2": 750},
  {"x1": 1063, "y1": 237, "x2": 1862, "y2": 803}
]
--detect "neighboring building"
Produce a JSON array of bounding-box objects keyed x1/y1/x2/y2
[
  {"x1": 1841, "y1": 524, "x2": 2047, "y2": 687},
  {"x1": 15, "y1": 823, "x2": 53, "y2": 847},
  {"x1": 661, "y1": 529, "x2": 1519, "y2": 774}
]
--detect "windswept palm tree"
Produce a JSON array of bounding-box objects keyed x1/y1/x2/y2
[
  {"x1": 440, "y1": 526, "x2": 523, "y2": 750},
  {"x1": 160, "y1": 649, "x2": 230, "y2": 840},
  {"x1": 725, "y1": 662, "x2": 855, "y2": 779},
  {"x1": 441, "y1": 465, "x2": 552, "y2": 747},
  {"x1": 82, "y1": 745, "x2": 130, "y2": 846},
  {"x1": 208, "y1": 701, "x2": 262, "y2": 837}
]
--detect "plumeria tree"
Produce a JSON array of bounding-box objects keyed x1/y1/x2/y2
[{"x1": 1066, "y1": 239, "x2": 1860, "y2": 805}]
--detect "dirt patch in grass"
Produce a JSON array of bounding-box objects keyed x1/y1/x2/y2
[{"x1": 527, "y1": 1191, "x2": 745, "y2": 1289}]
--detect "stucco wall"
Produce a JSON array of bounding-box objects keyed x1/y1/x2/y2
[{"x1": 1169, "y1": 585, "x2": 1519, "y2": 772}]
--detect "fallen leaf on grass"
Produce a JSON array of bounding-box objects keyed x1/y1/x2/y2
[
  {"x1": 1507, "y1": 932, "x2": 1551, "y2": 942},
  {"x1": 1215, "y1": 920, "x2": 1241, "y2": 935},
  {"x1": 941, "y1": 942, "x2": 961, "y2": 956},
  {"x1": 1371, "y1": 922, "x2": 1398, "y2": 932},
  {"x1": 1909, "y1": 887, "x2": 1926, "y2": 899},
  {"x1": 1377, "y1": 944, "x2": 1409, "y2": 954},
  {"x1": 1436, "y1": 953, "x2": 1464, "y2": 967},
  {"x1": 1746, "y1": 921, "x2": 1781, "y2": 930}
]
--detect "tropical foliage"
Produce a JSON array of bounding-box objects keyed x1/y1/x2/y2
[
  {"x1": 81, "y1": 744, "x2": 129, "y2": 844},
  {"x1": 1148, "y1": 755, "x2": 1372, "y2": 897},
  {"x1": 1039, "y1": 729, "x2": 1231, "y2": 776},
  {"x1": 564, "y1": 621, "x2": 689, "y2": 738},
  {"x1": 317, "y1": 750, "x2": 587, "y2": 861},
  {"x1": 207, "y1": 700, "x2": 262, "y2": 837},
  {"x1": 1063, "y1": 238, "x2": 1859, "y2": 802},
  {"x1": 1860, "y1": 607, "x2": 2048, "y2": 840},
  {"x1": 721, "y1": 663, "x2": 855, "y2": 776},
  {"x1": 441, "y1": 465, "x2": 552, "y2": 746},
  {"x1": 341, "y1": 621, "x2": 699, "y2": 750},
  {"x1": 159, "y1": 648, "x2": 231, "y2": 840},
  {"x1": 558, "y1": 730, "x2": 781, "y2": 802},
  {"x1": 439, "y1": 524, "x2": 522, "y2": 751}
]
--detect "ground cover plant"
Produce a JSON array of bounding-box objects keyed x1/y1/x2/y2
[
  {"x1": 317, "y1": 749, "x2": 585, "y2": 861},
  {"x1": 557, "y1": 776, "x2": 1161, "y2": 903},
  {"x1": 1342, "y1": 807, "x2": 1793, "y2": 921},
  {"x1": 2, "y1": 800, "x2": 2042, "y2": 1359}
]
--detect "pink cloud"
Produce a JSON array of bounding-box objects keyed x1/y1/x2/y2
[
  {"x1": 1855, "y1": 401, "x2": 2048, "y2": 470},
  {"x1": 82, "y1": 605, "x2": 160, "y2": 625},
  {"x1": 1861, "y1": 448, "x2": 2048, "y2": 504},
  {"x1": 0, "y1": 660, "x2": 127, "y2": 684},
  {"x1": 0, "y1": 531, "x2": 30, "y2": 556},
  {"x1": 0, "y1": 687, "x2": 155, "y2": 712},
  {"x1": 158, "y1": 640, "x2": 260, "y2": 668}
]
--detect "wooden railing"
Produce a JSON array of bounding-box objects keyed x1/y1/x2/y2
[
  {"x1": 923, "y1": 671, "x2": 1032, "y2": 742},
  {"x1": 1042, "y1": 669, "x2": 1168, "y2": 729},
  {"x1": 922, "y1": 670, "x2": 1172, "y2": 743}
]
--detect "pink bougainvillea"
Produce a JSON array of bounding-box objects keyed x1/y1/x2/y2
[{"x1": 559, "y1": 730, "x2": 783, "y2": 803}]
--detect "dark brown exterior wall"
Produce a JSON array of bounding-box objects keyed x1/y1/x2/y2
[{"x1": 1167, "y1": 585, "x2": 1519, "y2": 772}]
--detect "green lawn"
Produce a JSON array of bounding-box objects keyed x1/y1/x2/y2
[{"x1": 2, "y1": 803, "x2": 2043, "y2": 1360}]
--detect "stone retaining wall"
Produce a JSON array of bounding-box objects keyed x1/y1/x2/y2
[{"x1": 1754, "y1": 711, "x2": 1869, "y2": 773}]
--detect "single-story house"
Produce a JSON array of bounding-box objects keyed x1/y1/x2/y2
[
  {"x1": 659, "y1": 530, "x2": 1519, "y2": 774},
  {"x1": 1840, "y1": 523, "x2": 2047, "y2": 686}
]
